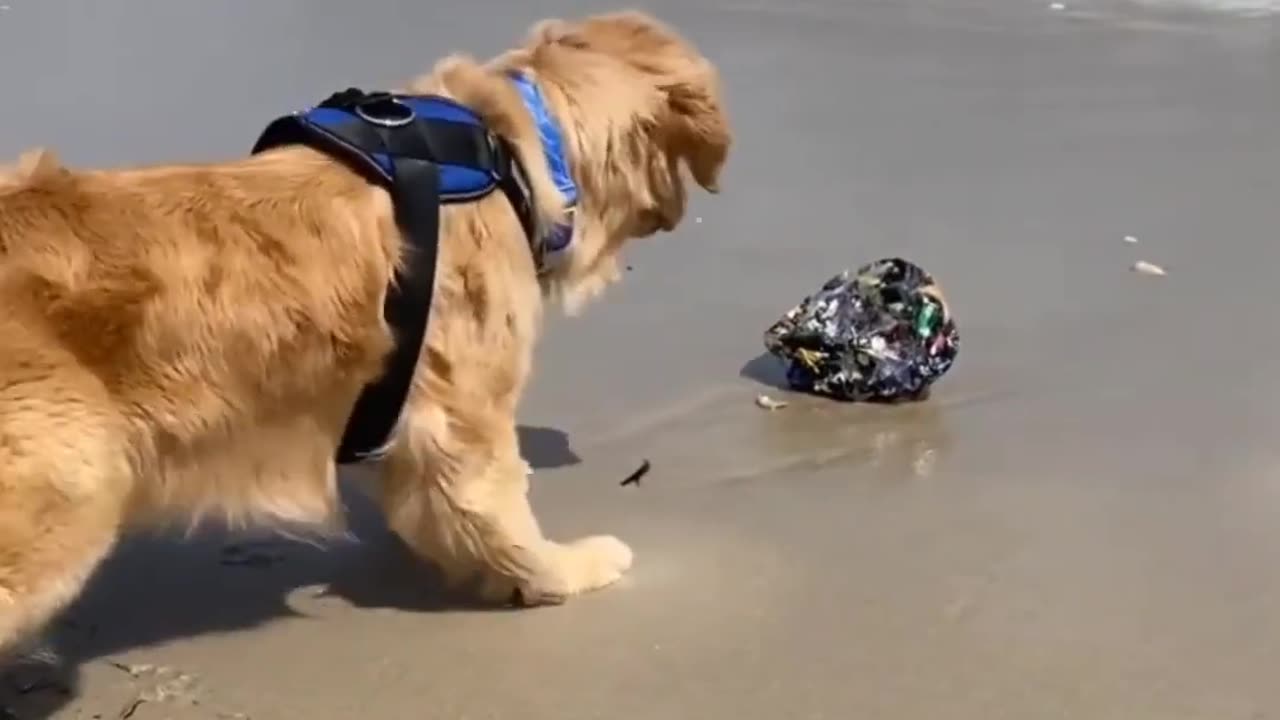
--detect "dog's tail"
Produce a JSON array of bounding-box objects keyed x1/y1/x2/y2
[{"x1": 0, "y1": 147, "x2": 66, "y2": 195}]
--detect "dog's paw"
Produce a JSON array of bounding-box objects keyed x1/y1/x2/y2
[
  {"x1": 516, "y1": 535, "x2": 632, "y2": 605},
  {"x1": 473, "y1": 536, "x2": 632, "y2": 607},
  {"x1": 562, "y1": 535, "x2": 633, "y2": 590}
]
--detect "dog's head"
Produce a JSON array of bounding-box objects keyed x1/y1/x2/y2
[{"x1": 498, "y1": 11, "x2": 732, "y2": 311}]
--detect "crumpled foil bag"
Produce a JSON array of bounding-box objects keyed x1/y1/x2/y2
[{"x1": 763, "y1": 258, "x2": 959, "y2": 402}]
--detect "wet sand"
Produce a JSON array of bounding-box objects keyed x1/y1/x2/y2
[{"x1": 3, "y1": 0, "x2": 1280, "y2": 718}]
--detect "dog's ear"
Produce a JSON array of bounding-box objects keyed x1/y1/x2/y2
[
  {"x1": 659, "y1": 72, "x2": 730, "y2": 193},
  {"x1": 561, "y1": 11, "x2": 731, "y2": 194},
  {"x1": 524, "y1": 17, "x2": 587, "y2": 50}
]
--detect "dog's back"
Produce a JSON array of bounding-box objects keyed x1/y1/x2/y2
[{"x1": 0, "y1": 148, "x2": 401, "y2": 529}]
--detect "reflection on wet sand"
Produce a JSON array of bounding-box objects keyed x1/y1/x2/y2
[
  {"x1": 579, "y1": 362, "x2": 955, "y2": 491},
  {"x1": 725, "y1": 390, "x2": 954, "y2": 486}
]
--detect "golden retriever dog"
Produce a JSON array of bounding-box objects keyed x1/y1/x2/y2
[{"x1": 0, "y1": 9, "x2": 730, "y2": 655}]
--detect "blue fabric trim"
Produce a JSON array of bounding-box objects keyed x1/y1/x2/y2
[
  {"x1": 544, "y1": 222, "x2": 572, "y2": 252},
  {"x1": 508, "y1": 72, "x2": 578, "y2": 208},
  {"x1": 508, "y1": 72, "x2": 577, "y2": 262}
]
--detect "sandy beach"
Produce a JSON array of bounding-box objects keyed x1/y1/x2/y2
[{"x1": 2, "y1": 0, "x2": 1279, "y2": 718}]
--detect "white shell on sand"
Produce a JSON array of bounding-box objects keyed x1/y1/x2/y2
[
  {"x1": 755, "y1": 394, "x2": 789, "y2": 410},
  {"x1": 1131, "y1": 260, "x2": 1167, "y2": 276},
  {"x1": 1123, "y1": 235, "x2": 1139, "y2": 244}
]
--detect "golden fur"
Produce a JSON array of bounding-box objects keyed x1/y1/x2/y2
[{"x1": 0, "y1": 10, "x2": 730, "y2": 654}]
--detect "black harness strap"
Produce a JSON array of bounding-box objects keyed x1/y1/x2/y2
[
  {"x1": 251, "y1": 89, "x2": 540, "y2": 464},
  {"x1": 338, "y1": 154, "x2": 439, "y2": 463}
]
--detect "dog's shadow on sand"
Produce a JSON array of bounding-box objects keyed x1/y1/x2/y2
[
  {"x1": 515, "y1": 424, "x2": 581, "y2": 470},
  {"x1": 1, "y1": 425, "x2": 579, "y2": 720}
]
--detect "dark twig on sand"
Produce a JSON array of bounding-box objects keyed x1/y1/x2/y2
[
  {"x1": 106, "y1": 662, "x2": 153, "y2": 678},
  {"x1": 117, "y1": 696, "x2": 146, "y2": 719},
  {"x1": 620, "y1": 459, "x2": 651, "y2": 487}
]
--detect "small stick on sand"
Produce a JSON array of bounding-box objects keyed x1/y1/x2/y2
[
  {"x1": 117, "y1": 697, "x2": 146, "y2": 720},
  {"x1": 620, "y1": 460, "x2": 651, "y2": 487}
]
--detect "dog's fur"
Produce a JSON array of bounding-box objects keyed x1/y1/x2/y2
[{"x1": 0, "y1": 10, "x2": 729, "y2": 654}]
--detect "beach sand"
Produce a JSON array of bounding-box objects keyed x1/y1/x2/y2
[{"x1": 2, "y1": 0, "x2": 1279, "y2": 718}]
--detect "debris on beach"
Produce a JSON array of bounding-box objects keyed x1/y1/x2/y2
[
  {"x1": 1131, "y1": 260, "x2": 1167, "y2": 277},
  {"x1": 1049, "y1": 2, "x2": 1066, "y2": 9},
  {"x1": 117, "y1": 696, "x2": 146, "y2": 719},
  {"x1": 763, "y1": 258, "x2": 959, "y2": 402},
  {"x1": 620, "y1": 459, "x2": 651, "y2": 487},
  {"x1": 107, "y1": 662, "x2": 156, "y2": 679},
  {"x1": 106, "y1": 663, "x2": 200, "y2": 720},
  {"x1": 755, "y1": 394, "x2": 788, "y2": 410},
  {"x1": 1123, "y1": 235, "x2": 1139, "y2": 244}
]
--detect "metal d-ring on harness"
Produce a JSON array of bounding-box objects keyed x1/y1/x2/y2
[{"x1": 251, "y1": 88, "x2": 540, "y2": 464}]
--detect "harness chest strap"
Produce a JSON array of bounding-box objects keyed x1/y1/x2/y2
[
  {"x1": 251, "y1": 89, "x2": 539, "y2": 464},
  {"x1": 251, "y1": 79, "x2": 580, "y2": 465}
]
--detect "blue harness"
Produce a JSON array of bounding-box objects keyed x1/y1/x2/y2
[{"x1": 252, "y1": 87, "x2": 557, "y2": 464}]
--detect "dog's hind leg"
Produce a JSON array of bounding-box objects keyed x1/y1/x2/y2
[
  {"x1": 0, "y1": 328, "x2": 131, "y2": 656},
  {"x1": 379, "y1": 404, "x2": 631, "y2": 606}
]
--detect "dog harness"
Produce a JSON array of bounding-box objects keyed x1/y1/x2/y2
[
  {"x1": 251, "y1": 79, "x2": 577, "y2": 464},
  {"x1": 508, "y1": 71, "x2": 577, "y2": 262}
]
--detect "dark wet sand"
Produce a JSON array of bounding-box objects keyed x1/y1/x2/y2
[{"x1": 2, "y1": 0, "x2": 1280, "y2": 718}]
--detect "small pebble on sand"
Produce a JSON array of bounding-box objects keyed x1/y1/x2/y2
[
  {"x1": 695, "y1": 216, "x2": 703, "y2": 224},
  {"x1": 1131, "y1": 260, "x2": 1167, "y2": 277},
  {"x1": 1050, "y1": 2, "x2": 1066, "y2": 9},
  {"x1": 1123, "y1": 235, "x2": 1139, "y2": 244},
  {"x1": 755, "y1": 394, "x2": 788, "y2": 410}
]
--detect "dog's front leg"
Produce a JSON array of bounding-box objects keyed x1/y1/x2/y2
[{"x1": 379, "y1": 407, "x2": 631, "y2": 606}]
